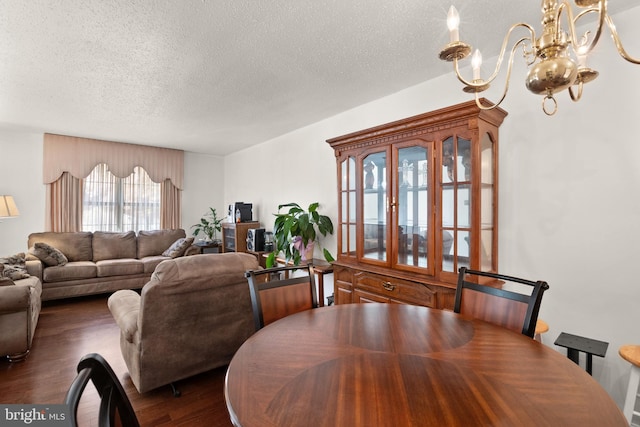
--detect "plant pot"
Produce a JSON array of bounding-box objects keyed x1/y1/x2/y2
[{"x1": 301, "y1": 241, "x2": 315, "y2": 261}]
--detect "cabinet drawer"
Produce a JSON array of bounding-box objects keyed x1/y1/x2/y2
[
  {"x1": 354, "y1": 272, "x2": 436, "y2": 307},
  {"x1": 334, "y1": 265, "x2": 353, "y2": 283},
  {"x1": 354, "y1": 289, "x2": 389, "y2": 304}
]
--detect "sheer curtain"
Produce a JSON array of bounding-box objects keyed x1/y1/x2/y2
[{"x1": 82, "y1": 164, "x2": 161, "y2": 232}]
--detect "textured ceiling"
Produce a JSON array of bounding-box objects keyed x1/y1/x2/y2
[{"x1": 0, "y1": 0, "x2": 637, "y2": 155}]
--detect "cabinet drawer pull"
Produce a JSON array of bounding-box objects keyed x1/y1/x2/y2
[{"x1": 382, "y1": 281, "x2": 395, "y2": 291}]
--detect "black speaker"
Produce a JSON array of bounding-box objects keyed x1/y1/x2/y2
[{"x1": 246, "y1": 228, "x2": 265, "y2": 251}]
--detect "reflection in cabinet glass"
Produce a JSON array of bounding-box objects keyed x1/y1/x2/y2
[
  {"x1": 442, "y1": 135, "x2": 473, "y2": 273},
  {"x1": 396, "y1": 145, "x2": 431, "y2": 271},
  {"x1": 362, "y1": 150, "x2": 387, "y2": 263},
  {"x1": 340, "y1": 157, "x2": 357, "y2": 256},
  {"x1": 328, "y1": 100, "x2": 507, "y2": 309}
]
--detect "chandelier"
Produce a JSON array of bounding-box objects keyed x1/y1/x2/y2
[{"x1": 438, "y1": 0, "x2": 640, "y2": 115}]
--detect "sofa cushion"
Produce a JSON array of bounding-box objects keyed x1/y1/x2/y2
[
  {"x1": 28, "y1": 232, "x2": 93, "y2": 262},
  {"x1": 29, "y1": 242, "x2": 69, "y2": 266},
  {"x1": 0, "y1": 253, "x2": 30, "y2": 280},
  {"x1": 96, "y1": 259, "x2": 144, "y2": 278},
  {"x1": 42, "y1": 261, "x2": 97, "y2": 283},
  {"x1": 137, "y1": 229, "x2": 186, "y2": 259},
  {"x1": 93, "y1": 231, "x2": 137, "y2": 262},
  {"x1": 140, "y1": 256, "x2": 171, "y2": 274},
  {"x1": 162, "y1": 237, "x2": 194, "y2": 258}
]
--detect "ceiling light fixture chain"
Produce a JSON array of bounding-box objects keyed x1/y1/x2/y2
[{"x1": 438, "y1": 0, "x2": 640, "y2": 115}]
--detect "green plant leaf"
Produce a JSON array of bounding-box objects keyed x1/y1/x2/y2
[
  {"x1": 292, "y1": 252, "x2": 301, "y2": 266},
  {"x1": 192, "y1": 207, "x2": 223, "y2": 240},
  {"x1": 323, "y1": 248, "x2": 335, "y2": 262},
  {"x1": 271, "y1": 201, "x2": 334, "y2": 266},
  {"x1": 266, "y1": 252, "x2": 276, "y2": 268}
]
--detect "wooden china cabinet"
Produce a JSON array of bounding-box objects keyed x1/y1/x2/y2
[{"x1": 326, "y1": 99, "x2": 507, "y2": 310}]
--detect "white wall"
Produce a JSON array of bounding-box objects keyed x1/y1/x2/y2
[
  {"x1": 0, "y1": 130, "x2": 46, "y2": 255},
  {"x1": 222, "y1": 6, "x2": 640, "y2": 408},
  {"x1": 182, "y1": 151, "x2": 226, "y2": 239}
]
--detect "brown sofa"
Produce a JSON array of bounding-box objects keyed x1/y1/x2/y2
[
  {"x1": 26, "y1": 229, "x2": 196, "y2": 301},
  {"x1": 0, "y1": 276, "x2": 41, "y2": 361},
  {"x1": 107, "y1": 252, "x2": 258, "y2": 393}
]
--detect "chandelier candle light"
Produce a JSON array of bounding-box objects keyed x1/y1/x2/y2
[{"x1": 439, "y1": 0, "x2": 640, "y2": 115}]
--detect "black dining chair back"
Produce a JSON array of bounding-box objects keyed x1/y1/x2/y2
[
  {"x1": 454, "y1": 267, "x2": 549, "y2": 338},
  {"x1": 65, "y1": 353, "x2": 140, "y2": 427},
  {"x1": 245, "y1": 264, "x2": 318, "y2": 330}
]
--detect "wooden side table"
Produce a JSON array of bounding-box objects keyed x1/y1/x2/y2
[
  {"x1": 262, "y1": 254, "x2": 334, "y2": 306},
  {"x1": 311, "y1": 260, "x2": 333, "y2": 307},
  {"x1": 194, "y1": 241, "x2": 221, "y2": 254}
]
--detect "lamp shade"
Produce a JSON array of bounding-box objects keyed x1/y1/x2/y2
[{"x1": 0, "y1": 195, "x2": 19, "y2": 218}]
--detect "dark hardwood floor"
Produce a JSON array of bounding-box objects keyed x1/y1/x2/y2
[{"x1": 0, "y1": 294, "x2": 234, "y2": 426}]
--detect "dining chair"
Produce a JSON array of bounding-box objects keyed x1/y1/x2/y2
[
  {"x1": 64, "y1": 353, "x2": 140, "y2": 427},
  {"x1": 245, "y1": 264, "x2": 318, "y2": 330},
  {"x1": 454, "y1": 267, "x2": 549, "y2": 338}
]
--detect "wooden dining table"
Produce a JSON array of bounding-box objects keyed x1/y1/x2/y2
[{"x1": 224, "y1": 303, "x2": 626, "y2": 426}]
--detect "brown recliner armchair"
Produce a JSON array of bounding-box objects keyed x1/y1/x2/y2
[
  {"x1": 107, "y1": 252, "x2": 258, "y2": 394},
  {"x1": 0, "y1": 276, "x2": 42, "y2": 361}
]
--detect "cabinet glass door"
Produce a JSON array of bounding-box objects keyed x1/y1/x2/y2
[
  {"x1": 362, "y1": 150, "x2": 387, "y2": 262},
  {"x1": 480, "y1": 132, "x2": 495, "y2": 271},
  {"x1": 223, "y1": 226, "x2": 235, "y2": 252},
  {"x1": 442, "y1": 135, "x2": 471, "y2": 273},
  {"x1": 395, "y1": 144, "x2": 432, "y2": 272},
  {"x1": 339, "y1": 156, "x2": 357, "y2": 257}
]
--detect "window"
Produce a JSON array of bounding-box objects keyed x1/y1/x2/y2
[{"x1": 82, "y1": 163, "x2": 161, "y2": 232}]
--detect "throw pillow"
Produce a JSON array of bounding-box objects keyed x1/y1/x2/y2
[
  {"x1": 0, "y1": 277, "x2": 15, "y2": 286},
  {"x1": 29, "y1": 242, "x2": 69, "y2": 266},
  {"x1": 0, "y1": 252, "x2": 30, "y2": 280},
  {"x1": 162, "y1": 237, "x2": 195, "y2": 258}
]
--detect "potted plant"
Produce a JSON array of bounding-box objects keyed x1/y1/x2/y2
[
  {"x1": 191, "y1": 207, "x2": 223, "y2": 244},
  {"x1": 267, "y1": 202, "x2": 334, "y2": 267}
]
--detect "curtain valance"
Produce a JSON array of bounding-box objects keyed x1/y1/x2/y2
[{"x1": 43, "y1": 133, "x2": 184, "y2": 189}]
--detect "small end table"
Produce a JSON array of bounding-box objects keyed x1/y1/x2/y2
[
  {"x1": 262, "y1": 254, "x2": 334, "y2": 306},
  {"x1": 194, "y1": 241, "x2": 221, "y2": 254}
]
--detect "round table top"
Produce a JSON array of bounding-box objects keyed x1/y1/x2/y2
[{"x1": 225, "y1": 303, "x2": 625, "y2": 426}]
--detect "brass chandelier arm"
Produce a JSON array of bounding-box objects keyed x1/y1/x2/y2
[
  {"x1": 471, "y1": 37, "x2": 533, "y2": 111},
  {"x1": 606, "y1": 15, "x2": 640, "y2": 64},
  {"x1": 452, "y1": 23, "x2": 536, "y2": 89},
  {"x1": 483, "y1": 23, "x2": 536, "y2": 83},
  {"x1": 568, "y1": 80, "x2": 584, "y2": 102},
  {"x1": 473, "y1": 92, "x2": 501, "y2": 111},
  {"x1": 453, "y1": 58, "x2": 476, "y2": 87},
  {"x1": 568, "y1": 0, "x2": 606, "y2": 55}
]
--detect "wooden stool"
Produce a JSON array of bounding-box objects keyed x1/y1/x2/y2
[
  {"x1": 534, "y1": 319, "x2": 549, "y2": 342},
  {"x1": 619, "y1": 345, "x2": 640, "y2": 425}
]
